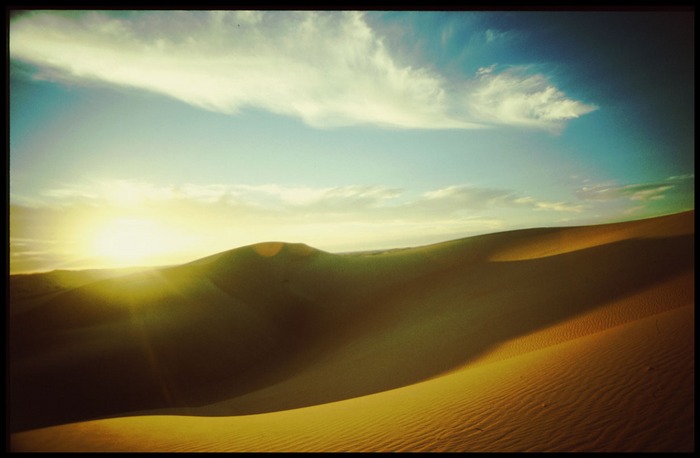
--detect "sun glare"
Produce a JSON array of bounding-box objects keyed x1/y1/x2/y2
[{"x1": 90, "y1": 218, "x2": 180, "y2": 267}]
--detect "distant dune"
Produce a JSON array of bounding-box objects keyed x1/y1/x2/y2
[{"x1": 9, "y1": 211, "x2": 694, "y2": 452}]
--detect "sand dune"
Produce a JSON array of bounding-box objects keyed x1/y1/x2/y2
[{"x1": 9, "y1": 211, "x2": 694, "y2": 452}]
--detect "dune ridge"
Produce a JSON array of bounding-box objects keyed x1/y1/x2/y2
[{"x1": 9, "y1": 210, "x2": 694, "y2": 451}]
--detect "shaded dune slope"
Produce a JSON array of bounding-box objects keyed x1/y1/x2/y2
[{"x1": 9, "y1": 211, "x2": 694, "y2": 434}]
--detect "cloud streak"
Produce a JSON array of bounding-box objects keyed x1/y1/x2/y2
[
  {"x1": 33, "y1": 180, "x2": 404, "y2": 214},
  {"x1": 575, "y1": 175, "x2": 694, "y2": 202},
  {"x1": 468, "y1": 65, "x2": 598, "y2": 133},
  {"x1": 25, "y1": 179, "x2": 587, "y2": 218},
  {"x1": 410, "y1": 184, "x2": 585, "y2": 215},
  {"x1": 10, "y1": 10, "x2": 596, "y2": 131}
]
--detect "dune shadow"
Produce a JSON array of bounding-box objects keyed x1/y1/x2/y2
[{"x1": 181, "y1": 233, "x2": 694, "y2": 417}]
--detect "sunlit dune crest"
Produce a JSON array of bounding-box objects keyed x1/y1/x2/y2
[
  {"x1": 9, "y1": 210, "x2": 694, "y2": 452},
  {"x1": 488, "y1": 211, "x2": 695, "y2": 261},
  {"x1": 252, "y1": 241, "x2": 317, "y2": 258},
  {"x1": 253, "y1": 241, "x2": 285, "y2": 257}
]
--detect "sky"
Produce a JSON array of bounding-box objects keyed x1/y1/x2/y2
[{"x1": 8, "y1": 10, "x2": 695, "y2": 274}]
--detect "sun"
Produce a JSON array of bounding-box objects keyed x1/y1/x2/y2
[{"x1": 90, "y1": 217, "x2": 177, "y2": 267}]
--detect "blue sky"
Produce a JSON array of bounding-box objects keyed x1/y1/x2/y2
[{"x1": 9, "y1": 10, "x2": 694, "y2": 273}]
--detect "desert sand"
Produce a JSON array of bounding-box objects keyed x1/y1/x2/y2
[{"x1": 8, "y1": 210, "x2": 694, "y2": 452}]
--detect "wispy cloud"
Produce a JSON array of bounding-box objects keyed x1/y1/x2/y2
[
  {"x1": 573, "y1": 175, "x2": 694, "y2": 218},
  {"x1": 234, "y1": 184, "x2": 402, "y2": 211},
  {"x1": 467, "y1": 65, "x2": 598, "y2": 133},
  {"x1": 10, "y1": 10, "x2": 596, "y2": 131},
  {"x1": 32, "y1": 180, "x2": 403, "y2": 214},
  {"x1": 575, "y1": 175, "x2": 694, "y2": 202},
  {"x1": 26, "y1": 180, "x2": 587, "y2": 218},
  {"x1": 411, "y1": 184, "x2": 585, "y2": 214}
]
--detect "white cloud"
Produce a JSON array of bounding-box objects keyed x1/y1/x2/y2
[
  {"x1": 15, "y1": 179, "x2": 589, "y2": 240},
  {"x1": 667, "y1": 173, "x2": 694, "y2": 182},
  {"x1": 573, "y1": 175, "x2": 694, "y2": 217},
  {"x1": 629, "y1": 186, "x2": 673, "y2": 201},
  {"x1": 421, "y1": 184, "x2": 510, "y2": 205},
  {"x1": 30, "y1": 180, "x2": 405, "y2": 218},
  {"x1": 467, "y1": 66, "x2": 598, "y2": 133},
  {"x1": 576, "y1": 182, "x2": 676, "y2": 202},
  {"x1": 10, "y1": 11, "x2": 596, "y2": 131},
  {"x1": 532, "y1": 201, "x2": 585, "y2": 213},
  {"x1": 43, "y1": 180, "x2": 226, "y2": 206},
  {"x1": 484, "y1": 28, "x2": 511, "y2": 43},
  {"x1": 415, "y1": 184, "x2": 584, "y2": 213}
]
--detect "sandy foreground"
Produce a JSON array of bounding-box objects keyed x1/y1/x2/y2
[{"x1": 9, "y1": 211, "x2": 694, "y2": 452}]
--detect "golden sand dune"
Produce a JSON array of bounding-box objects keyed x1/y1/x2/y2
[{"x1": 9, "y1": 211, "x2": 694, "y2": 451}]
